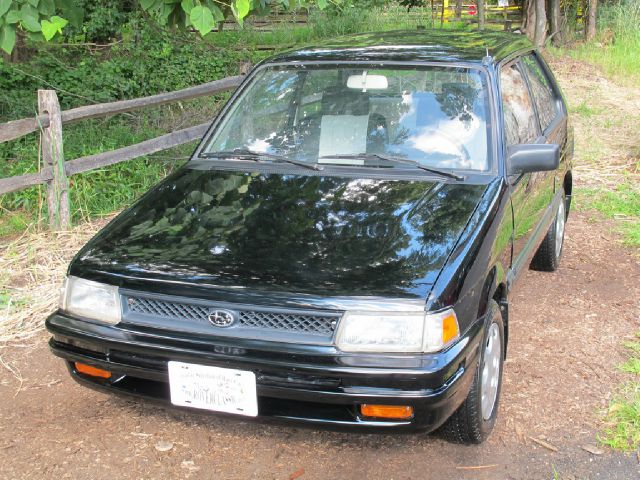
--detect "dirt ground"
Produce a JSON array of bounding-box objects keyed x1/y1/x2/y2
[{"x1": 1, "y1": 58, "x2": 639, "y2": 480}]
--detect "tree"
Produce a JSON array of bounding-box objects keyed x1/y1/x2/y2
[
  {"x1": 549, "y1": 0, "x2": 561, "y2": 45},
  {"x1": 454, "y1": 0, "x2": 463, "y2": 21},
  {"x1": 478, "y1": 0, "x2": 485, "y2": 30},
  {"x1": 586, "y1": 0, "x2": 598, "y2": 40},
  {"x1": 0, "y1": 0, "x2": 82, "y2": 55},
  {"x1": 533, "y1": 0, "x2": 547, "y2": 47}
]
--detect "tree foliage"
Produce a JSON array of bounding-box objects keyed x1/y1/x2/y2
[
  {"x1": 0, "y1": 0, "x2": 83, "y2": 54},
  {"x1": 139, "y1": 0, "x2": 335, "y2": 36},
  {"x1": 0, "y1": 0, "x2": 336, "y2": 54}
]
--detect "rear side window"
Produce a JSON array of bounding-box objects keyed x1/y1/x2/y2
[
  {"x1": 521, "y1": 54, "x2": 558, "y2": 131},
  {"x1": 500, "y1": 63, "x2": 538, "y2": 146}
]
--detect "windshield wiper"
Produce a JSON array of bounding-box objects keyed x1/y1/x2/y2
[
  {"x1": 319, "y1": 153, "x2": 465, "y2": 181},
  {"x1": 201, "y1": 148, "x2": 323, "y2": 171}
]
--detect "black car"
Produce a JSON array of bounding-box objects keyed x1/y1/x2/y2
[{"x1": 46, "y1": 30, "x2": 572, "y2": 444}]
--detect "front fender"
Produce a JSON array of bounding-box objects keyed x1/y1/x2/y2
[{"x1": 427, "y1": 178, "x2": 512, "y2": 335}]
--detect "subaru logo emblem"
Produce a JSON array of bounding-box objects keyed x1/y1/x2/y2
[{"x1": 208, "y1": 309, "x2": 236, "y2": 328}]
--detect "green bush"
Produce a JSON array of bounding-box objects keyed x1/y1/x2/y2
[{"x1": 0, "y1": 21, "x2": 263, "y2": 120}]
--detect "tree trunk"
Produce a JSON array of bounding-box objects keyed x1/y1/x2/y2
[
  {"x1": 478, "y1": 0, "x2": 486, "y2": 30},
  {"x1": 533, "y1": 0, "x2": 547, "y2": 47},
  {"x1": 523, "y1": 0, "x2": 535, "y2": 39},
  {"x1": 586, "y1": 0, "x2": 598, "y2": 40},
  {"x1": 455, "y1": 0, "x2": 463, "y2": 20},
  {"x1": 9, "y1": 30, "x2": 25, "y2": 63},
  {"x1": 549, "y1": 0, "x2": 561, "y2": 45}
]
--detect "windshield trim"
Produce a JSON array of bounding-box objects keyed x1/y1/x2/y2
[
  {"x1": 191, "y1": 59, "x2": 498, "y2": 177},
  {"x1": 188, "y1": 158, "x2": 497, "y2": 184}
]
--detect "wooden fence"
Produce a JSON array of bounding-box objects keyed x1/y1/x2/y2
[{"x1": 0, "y1": 73, "x2": 245, "y2": 230}]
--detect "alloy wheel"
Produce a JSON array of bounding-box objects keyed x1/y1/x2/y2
[{"x1": 481, "y1": 322, "x2": 501, "y2": 421}]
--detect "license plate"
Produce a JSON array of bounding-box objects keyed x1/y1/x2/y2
[{"x1": 168, "y1": 361, "x2": 258, "y2": 417}]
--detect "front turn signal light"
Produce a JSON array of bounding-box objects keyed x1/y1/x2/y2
[
  {"x1": 75, "y1": 362, "x2": 112, "y2": 379},
  {"x1": 360, "y1": 404, "x2": 414, "y2": 420},
  {"x1": 442, "y1": 312, "x2": 460, "y2": 345}
]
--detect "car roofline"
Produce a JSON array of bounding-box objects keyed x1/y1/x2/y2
[{"x1": 261, "y1": 30, "x2": 534, "y2": 66}]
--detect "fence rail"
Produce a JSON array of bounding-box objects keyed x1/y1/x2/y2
[
  {"x1": 0, "y1": 75, "x2": 242, "y2": 143},
  {"x1": 0, "y1": 73, "x2": 244, "y2": 230}
]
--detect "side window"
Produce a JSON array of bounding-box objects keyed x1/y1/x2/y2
[
  {"x1": 521, "y1": 54, "x2": 558, "y2": 131},
  {"x1": 500, "y1": 62, "x2": 538, "y2": 146}
]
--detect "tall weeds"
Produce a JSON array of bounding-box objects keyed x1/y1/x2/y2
[{"x1": 557, "y1": 0, "x2": 640, "y2": 85}]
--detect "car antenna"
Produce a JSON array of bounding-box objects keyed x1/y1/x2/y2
[{"x1": 482, "y1": 46, "x2": 493, "y2": 66}]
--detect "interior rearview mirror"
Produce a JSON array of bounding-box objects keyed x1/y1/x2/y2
[
  {"x1": 347, "y1": 73, "x2": 389, "y2": 91},
  {"x1": 507, "y1": 143, "x2": 560, "y2": 176}
]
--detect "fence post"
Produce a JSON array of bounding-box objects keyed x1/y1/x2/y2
[
  {"x1": 38, "y1": 89, "x2": 70, "y2": 231},
  {"x1": 239, "y1": 60, "x2": 252, "y2": 75}
]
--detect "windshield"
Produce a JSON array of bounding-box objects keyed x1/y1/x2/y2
[{"x1": 203, "y1": 65, "x2": 491, "y2": 172}]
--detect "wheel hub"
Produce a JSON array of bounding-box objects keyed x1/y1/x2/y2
[
  {"x1": 481, "y1": 322, "x2": 501, "y2": 421},
  {"x1": 555, "y1": 200, "x2": 566, "y2": 258}
]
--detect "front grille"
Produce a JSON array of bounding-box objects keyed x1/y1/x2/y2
[
  {"x1": 125, "y1": 296, "x2": 340, "y2": 337},
  {"x1": 128, "y1": 297, "x2": 209, "y2": 323},
  {"x1": 239, "y1": 310, "x2": 336, "y2": 335}
]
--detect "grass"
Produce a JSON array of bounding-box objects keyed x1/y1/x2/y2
[
  {"x1": 577, "y1": 181, "x2": 640, "y2": 247},
  {"x1": 569, "y1": 101, "x2": 604, "y2": 118},
  {"x1": 0, "y1": 219, "x2": 106, "y2": 347},
  {"x1": 599, "y1": 333, "x2": 640, "y2": 451},
  {"x1": 0, "y1": 122, "x2": 183, "y2": 235},
  {"x1": 551, "y1": 0, "x2": 640, "y2": 86},
  {"x1": 211, "y1": 5, "x2": 439, "y2": 49},
  {"x1": 0, "y1": 98, "x2": 217, "y2": 236}
]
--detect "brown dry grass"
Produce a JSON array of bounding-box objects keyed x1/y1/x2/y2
[
  {"x1": 0, "y1": 217, "x2": 111, "y2": 357},
  {"x1": 545, "y1": 55, "x2": 640, "y2": 188}
]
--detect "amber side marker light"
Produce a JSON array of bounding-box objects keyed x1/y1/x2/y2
[
  {"x1": 442, "y1": 312, "x2": 460, "y2": 345},
  {"x1": 74, "y1": 362, "x2": 112, "y2": 379},
  {"x1": 360, "y1": 404, "x2": 414, "y2": 420}
]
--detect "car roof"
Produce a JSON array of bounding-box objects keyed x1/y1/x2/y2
[{"x1": 265, "y1": 30, "x2": 533, "y2": 65}]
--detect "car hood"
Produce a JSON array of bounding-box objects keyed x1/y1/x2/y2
[{"x1": 70, "y1": 167, "x2": 488, "y2": 300}]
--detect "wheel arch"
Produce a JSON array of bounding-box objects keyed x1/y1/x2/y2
[{"x1": 477, "y1": 267, "x2": 509, "y2": 358}]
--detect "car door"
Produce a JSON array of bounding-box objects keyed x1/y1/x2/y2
[
  {"x1": 500, "y1": 57, "x2": 555, "y2": 278},
  {"x1": 520, "y1": 52, "x2": 569, "y2": 197}
]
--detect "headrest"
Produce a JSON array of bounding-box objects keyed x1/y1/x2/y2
[{"x1": 321, "y1": 87, "x2": 370, "y2": 116}]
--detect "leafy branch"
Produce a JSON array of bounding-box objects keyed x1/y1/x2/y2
[
  {"x1": 0, "y1": 0, "x2": 335, "y2": 55},
  {"x1": 0, "y1": 0, "x2": 82, "y2": 54}
]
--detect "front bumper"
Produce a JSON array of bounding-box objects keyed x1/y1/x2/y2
[{"x1": 46, "y1": 312, "x2": 484, "y2": 432}]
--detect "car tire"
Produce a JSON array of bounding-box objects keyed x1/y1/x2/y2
[
  {"x1": 438, "y1": 300, "x2": 505, "y2": 444},
  {"x1": 530, "y1": 192, "x2": 567, "y2": 272}
]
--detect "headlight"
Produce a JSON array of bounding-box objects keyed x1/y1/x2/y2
[
  {"x1": 59, "y1": 276, "x2": 122, "y2": 325},
  {"x1": 335, "y1": 309, "x2": 459, "y2": 353}
]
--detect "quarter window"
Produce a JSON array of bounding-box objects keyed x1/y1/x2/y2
[
  {"x1": 500, "y1": 63, "x2": 538, "y2": 146},
  {"x1": 521, "y1": 54, "x2": 558, "y2": 131}
]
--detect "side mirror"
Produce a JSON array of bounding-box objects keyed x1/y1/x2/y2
[{"x1": 507, "y1": 143, "x2": 560, "y2": 176}]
